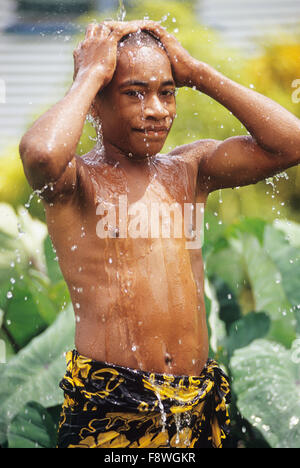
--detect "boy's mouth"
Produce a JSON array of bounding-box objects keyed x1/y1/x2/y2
[{"x1": 132, "y1": 127, "x2": 169, "y2": 136}]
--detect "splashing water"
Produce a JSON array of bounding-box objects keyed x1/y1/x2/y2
[
  {"x1": 265, "y1": 171, "x2": 289, "y2": 191},
  {"x1": 86, "y1": 113, "x2": 104, "y2": 160},
  {"x1": 117, "y1": 0, "x2": 126, "y2": 21},
  {"x1": 154, "y1": 390, "x2": 167, "y2": 433},
  {"x1": 265, "y1": 171, "x2": 289, "y2": 217}
]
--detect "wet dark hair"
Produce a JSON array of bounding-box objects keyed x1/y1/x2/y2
[{"x1": 118, "y1": 30, "x2": 166, "y2": 53}]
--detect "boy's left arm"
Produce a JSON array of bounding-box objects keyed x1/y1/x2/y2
[
  {"x1": 190, "y1": 60, "x2": 300, "y2": 191},
  {"x1": 143, "y1": 22, "x2": 300, "y2": 192}
]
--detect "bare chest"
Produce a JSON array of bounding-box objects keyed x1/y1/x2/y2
[{"x1": 81, "y1": 156, "x2": 199, "y2": 241}]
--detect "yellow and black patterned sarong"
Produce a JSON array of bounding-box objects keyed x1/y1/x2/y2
[{"x1": 57, "y1": 350, "x2": 231, "y2": 448}]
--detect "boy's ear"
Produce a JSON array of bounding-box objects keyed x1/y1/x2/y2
[{"x1": 89, "y1": 96, "x2": 102, "y2": 121}]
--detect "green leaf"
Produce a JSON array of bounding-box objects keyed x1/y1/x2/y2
[
  {"x1": 226, "y1": 311, "x2": 270, "y2": 356},
  {"x1": 4, "y1": 282, "x2": 47, "y2": 348},
  {"x1": 211, "y1": 276, "x2": 241, "y2": 330},
  {"x1": 205, "y1": 279, "x2": 226, "y2": 357},
  {"x1": 241, "y1": 234, "x2": 295, "y2": 346},
  {"x1": 44, "y1": 235, "x2": 63, "y2": 284},
  {"x1": 242, "y1": 234, "x2": 289, "y2": 318},
  {"x1": 7, "y1": 401, "x2": 57, "y2": 448},
  {"x1": 273, "y1": 219, "x2": 300, "y2": 248},
  {"x1": 231, "y1": 339, "x2": 300, "y2": 448},
  {"x1": 4, "y1": 269, "x2": 58, "y2": 348},
  {"x1": 205, "y1": 245, "x2": 245, "y2": 296},
  {"x1": 0, "y1": 304, "x2": 74, "y2": 445},
  {"x1": 264, "y1": 224, "x2": 300, "y2": 308},
  {"x1": 48, "y1": 280, "x2": 71, "y2": 311},
  {"x1": 0, "y1": 204, "x2": 47, "y2": 278},
  {"x1": 226, "y1": 217, "x2": 267, "y2": 246}
]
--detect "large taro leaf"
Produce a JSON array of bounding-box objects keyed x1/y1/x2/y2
[
  {"x1": 0, "y1": 304, "x2": 74, "y2": 445},
  {"x1": 231, "y1": 339, "x2": 300, "y2": 448},
  {"x1": 264, "y1": 224, "x2": 300, "y2": 333},
  {"x1": 225, "y1": 311, "x2": 270, "y2": 357},
  {"x1": 226, "y1": 217, "x2": 267, "y2": 246},
  {"x1": 43, "y1": 235, "x2": 64, "y2": 284},
  {"x1": 273, "y1": 219, "x2": 300, "y2": 249},
  {"x1": 205, "y1": 278, "x2": 226, "y2": 356},
  {"x1": 7, "y1": 401, "x2": 57, "y2": 448},
  {"x1": 239, "y1": 233, "x2": 296, "y2": 347},
  {"x1": 4, "y1": 269, "x2": 58, "y2": 348},
  {"x1": 0, "y1": 204, "x2": 47, "y2": 282}
]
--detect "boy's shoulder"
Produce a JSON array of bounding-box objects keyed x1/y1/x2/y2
[{"x1": 167, "y1": 138, "x2": 219, "y2": 165}]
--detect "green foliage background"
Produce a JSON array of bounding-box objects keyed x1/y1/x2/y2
[{"x1": 0, "y1": 0, "x2": 300, "y2": 448}]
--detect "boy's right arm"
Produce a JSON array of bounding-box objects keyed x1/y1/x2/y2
[{"x1": 19, "y1": 22, "x2": 135, "y2": 203}]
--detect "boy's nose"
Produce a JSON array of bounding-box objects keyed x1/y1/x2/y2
[{"x1": 143, "y1": 95, "x2": 169, "y2": 120}]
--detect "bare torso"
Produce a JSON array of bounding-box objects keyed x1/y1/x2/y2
[{"x1": 43, "y1": 147, "x2": 209, "y2": 376}]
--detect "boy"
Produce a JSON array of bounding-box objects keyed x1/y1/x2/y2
[{"x1": 19, "y1": 21, "x2": 300, "y2": 448}]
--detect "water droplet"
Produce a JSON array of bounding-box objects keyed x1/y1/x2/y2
[
  {"x1": 117, "y1": 0, "x2": 126, "y2": 21},
  {"x1": 289, "y1": 416, "x2": 299, "y2": 429}
]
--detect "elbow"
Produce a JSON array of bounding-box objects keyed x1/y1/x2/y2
[
  {"x1": 19, "y1": 135, "x2": 48, "y2": 168},
  {"x1": 19, "y1": 137, "x2": 63, "y2": 188}
]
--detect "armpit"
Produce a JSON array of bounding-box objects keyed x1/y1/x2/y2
[{"x1": 40, "y1": 156, "x2": 78, "y2": 205}]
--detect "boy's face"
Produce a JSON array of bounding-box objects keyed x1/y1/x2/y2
[{"x1": 95, "y1": 43, "x2": 176, "y2": 159}]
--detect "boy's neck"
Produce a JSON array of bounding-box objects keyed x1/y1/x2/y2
[{"x1": 94, "y1": 140, "x2": 157, "y2": 170}]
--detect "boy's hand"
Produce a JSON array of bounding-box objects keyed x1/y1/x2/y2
[
  {"x1": 100, "y1": 20, "x2": 199, "y2": 88},
  {"x1": 73, "y1": 23, "x2": 118, "y2": 87},
  {"x1": 138, "y1": 21, "x2": 199, "y2": 88},
  {"x1": 73, "y1": 22, "x2": 154, "y2": 88}
]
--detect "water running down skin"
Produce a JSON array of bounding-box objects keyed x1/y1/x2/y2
[{"x1": 19, "y1": 21, "x2": 300, "y2": 376}]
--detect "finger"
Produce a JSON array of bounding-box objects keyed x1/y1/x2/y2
[
  {"x1": 96, "y1": 24, "x2": 111, "y2": 40},
  {"x1": 109, "y1": 23, "x2": 149, "y2": 41},
  {"x1": 122, "y1": 21, "x2": 167, "y2": 43},
  {"x1": 141, "y1": 22, "x2": 168, "y2": 39},
  {"x1": 103, "y1": 20, "x2": 152, "y2": 35},
  {"x1": 73, "y1": 43, "x2": 81, "y2": 54},
  {"x1": 85, "y1": 22, "x2": 99, "y2": 39}
]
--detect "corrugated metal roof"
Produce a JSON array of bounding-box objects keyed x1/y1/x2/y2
[
  {"x1": 197, "y1": 0, "x2": 300, "y2": 54},
  {"x1": 0, "y1": 33, "x2": 74, "y2": 153},
  {"x1": 0, "y1": 0, "x2": 81, "y2": 153}
]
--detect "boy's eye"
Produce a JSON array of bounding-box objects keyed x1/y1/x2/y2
[
  {"x1": 125, "y1": 90, "x2": 144, "y2": 98},
  {"x1": 162, "y1": 89, "x2": 176, "y2": 97}
]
